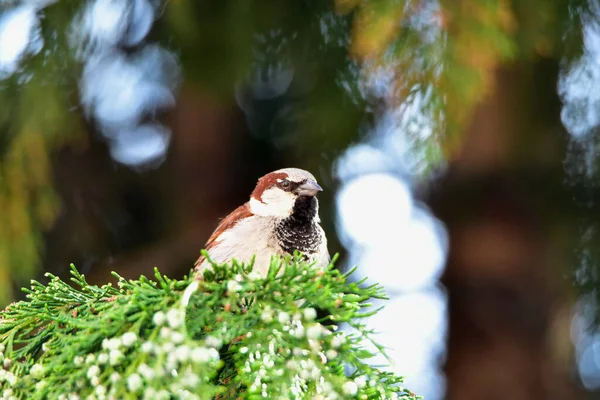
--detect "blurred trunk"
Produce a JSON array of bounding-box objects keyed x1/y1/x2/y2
[
  {"x1": 87, "y1": 87, "x2": 255, "y2": 282},
  {"x1": 46, "y1": 86, "x2": 270, "y2": 285},
  {"x1": 429, "y1": 60, "x2": 581, "y2": 399}
]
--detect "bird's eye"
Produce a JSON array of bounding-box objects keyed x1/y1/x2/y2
[{"x1": 279, "y1": 180, "x2": 290, "y2": 189}]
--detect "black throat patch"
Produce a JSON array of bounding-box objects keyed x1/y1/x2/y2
[{"x1": 275, "y1": 196, "x2": 321, "y2": 256}]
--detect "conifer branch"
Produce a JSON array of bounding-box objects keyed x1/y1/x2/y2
[{"x1": 0, "y1": 255, "x2": 420, "y2": 400}]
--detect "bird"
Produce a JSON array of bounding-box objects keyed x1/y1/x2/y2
[{"x1": 194, "y1": 168, "x2": 329, "y2": 277}]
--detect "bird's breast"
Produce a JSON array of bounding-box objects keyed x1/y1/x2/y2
[
  {"x1": 202, "y1": 214, "x2": 328, "y2": 277},
  {"x1": 204, "y1": 216, "x2": 282, "y2": 276}
]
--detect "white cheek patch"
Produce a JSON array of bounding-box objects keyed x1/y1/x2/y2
[
  {"x1": 249, "y1": 197, "x2": 268, "y2": 216},
  {"x1": 250, "y1": 188, "x2": 296, "y2": 217}
]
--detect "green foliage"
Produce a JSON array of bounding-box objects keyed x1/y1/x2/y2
[
  {"x1": 341, "y1": 0, "x2": 585, "y2": 154},
  {"x1": 0, "y1": 256, "x2": 418, "y2": 399},
  {"x1": 0, "y1": 0, "x2": 85, "y2": 306}
]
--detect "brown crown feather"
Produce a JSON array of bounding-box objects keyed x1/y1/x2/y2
[{"x1": 250, "y1": 171, "x2": 288, "y2": 203}]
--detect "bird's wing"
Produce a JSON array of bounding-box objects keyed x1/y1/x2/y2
[{"x1": 194, "y1": 203, "x2": 254, "y2": 271}]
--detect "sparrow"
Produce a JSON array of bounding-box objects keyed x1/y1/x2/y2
[{"x1": 194, "y1": 168, "x2": 329, "y2": 277}]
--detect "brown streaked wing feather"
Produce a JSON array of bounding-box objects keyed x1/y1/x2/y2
[{"x1": 194, "y1": 203, "x2": 254, "y2": 270}]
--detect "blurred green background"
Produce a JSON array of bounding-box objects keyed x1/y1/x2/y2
[{"x1": 2, "y1": 0, "x2": 600, "y2": 398}]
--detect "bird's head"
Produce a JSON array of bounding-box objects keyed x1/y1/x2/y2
[{"x1": 249, "y1": 168, "x2": 323, "y2": 218}]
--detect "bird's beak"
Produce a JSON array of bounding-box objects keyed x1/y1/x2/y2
[{"x1": 296, "y1": 179, "x2": 323, "y2": 196}]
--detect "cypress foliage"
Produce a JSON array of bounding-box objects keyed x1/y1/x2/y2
[{"x1": 0, "y1": 254, "x2": 418, "y2": 399}]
